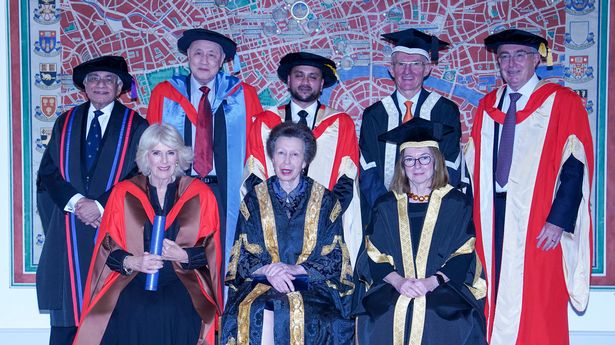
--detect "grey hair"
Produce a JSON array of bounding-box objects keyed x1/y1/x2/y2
[
  {"x1": 266, "y1": 122, "x2": 317, "y2": 165},
  {"x1": 136, "y1": 123, "x2": 193, "y2": 177}
]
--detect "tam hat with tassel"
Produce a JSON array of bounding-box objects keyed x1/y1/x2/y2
[{"x1": 484, "y1": 28, "x2": 553, "y2": 67}]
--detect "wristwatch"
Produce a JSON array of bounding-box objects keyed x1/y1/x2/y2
[{"x1": 435, "y1": 273, "x2": 446, "y2": 286}]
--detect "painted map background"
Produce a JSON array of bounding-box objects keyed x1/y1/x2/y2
[{"x1": 9, "y1": 0, "x2": 613, "y2": 287}]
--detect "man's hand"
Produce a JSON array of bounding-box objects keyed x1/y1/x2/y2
[
  {"x1": 536, "y1": 222, "x2": 564, "y2": 251},
  {"x1": 74, "y1": 198, "x2": 101, "y2": 228}
]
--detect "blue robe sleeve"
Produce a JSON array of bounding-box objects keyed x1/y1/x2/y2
[{"x1": 546, "y1": 156, "x2": 584, "y2": 233}]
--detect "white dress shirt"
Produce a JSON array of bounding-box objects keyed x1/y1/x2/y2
[{"x1": 290, "y1": 101, "x2": 319, "y2": 129}]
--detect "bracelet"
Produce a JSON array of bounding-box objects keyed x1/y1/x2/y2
[
  {"x1": 122, "y1": 256, "x2": 134, "y2": 276},
  {"x1": 435, "y1": 273, "x2": 445, "y2": 286}
]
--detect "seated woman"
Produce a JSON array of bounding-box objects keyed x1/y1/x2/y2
[
  {"x1": 74, "y1": 123, "x2": 222, "y2": 345},
  {"x1": 221, "y1": 122, "x2": 354, "y2": 345},
  {"x1": 354, "y1": 118, "x2": 486, "y2": 345}
]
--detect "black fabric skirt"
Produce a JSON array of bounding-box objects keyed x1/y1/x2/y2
[{"x1": 101, "y1": 263, "x2": 202, "y2": 345}]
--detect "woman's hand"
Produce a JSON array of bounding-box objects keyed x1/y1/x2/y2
[
  {"x1": 254, "y1": 263, "x2": 299, "y2": 294},
  {"x1": 385, "y1": 272, "x2": 439, "y2": 298},
  {"x1": 124, "y1": 252, "x2": 163, "y2": 274},
  {"x1": 161, "y1": 239, "x2": 189, "y2": 263}
]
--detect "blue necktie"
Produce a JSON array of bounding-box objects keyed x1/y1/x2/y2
[
  {"x1": 496, "y1": 93, "x2": 522, "y2": 186},
  {"x1": 86, "y1": 110, "x2": 103, "y2": 171}
]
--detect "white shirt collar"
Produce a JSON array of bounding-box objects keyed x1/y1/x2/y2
[
  {"x1": 87, "y1": 102, "x2": 114, "y2": 136},
  {"x1": 506, "y1": 74, "x2": 539, "y2": 98},
  {"x1": 190, "y1": 74, "x2": 216, "y2": 106}
]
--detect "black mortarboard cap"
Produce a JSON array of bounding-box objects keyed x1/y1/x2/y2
[
  {"x1": 72, "y1": 55, "x2": 133, "y2": 93},
  {"x1": 378, "y1": 117, "x2": 454, "y2": 151},
  {"x1": 277, "y1": 52, "x2": 338, "y2": 88},
  {"x1": 382, "y1": 28, "x2": 449, "y2": 62},
  {"x1": 177, "y1": 28, "x2": 237, "y2": 61}
]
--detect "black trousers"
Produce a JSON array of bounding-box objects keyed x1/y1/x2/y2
[{"x1": 49, "y1": 326, "x2": 77, "y2": 345}]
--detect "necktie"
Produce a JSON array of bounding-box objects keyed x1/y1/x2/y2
[
  {"x1": 403, "y1": 100, "x2": 413, "y2": 123},
  {"x1": 86, "y1": 109, "x2": 103, "y2": 171},
  {"x1": 496, "y1": 92, "x2": 522, "y2": 186},
  {"x1": 193, "y1": 86, "x2": 213, "y2": 176},
  {"x1": 297, "y1": 110, "x2": 308, "y2": 126}
]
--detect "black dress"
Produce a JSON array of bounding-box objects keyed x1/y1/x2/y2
[{"x1": 101, "y1": 180, "x2": 204, "y2": 345}]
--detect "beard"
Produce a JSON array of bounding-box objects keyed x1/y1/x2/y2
[{"x1": 289, "y1": 86, "x2": 320, "y2": 104}]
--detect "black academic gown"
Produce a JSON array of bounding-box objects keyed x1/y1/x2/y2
[
  {"x1": 354, "y1": 187, "x2": 486, "y2": 345},
  {"x1": 359, "y1": 89, "x2": 462, "y2": 215},
  {"x1": 221, "y1": 177, "x2": 355, "y2": 345},
  {"x1": 36, "y1": 100, "x2": 147, "y2": 327}
]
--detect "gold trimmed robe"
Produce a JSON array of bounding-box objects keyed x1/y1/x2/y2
[
  {"x1": 221, "y1": 177, "x2": 354, "y2": 345},
  {"x1": 354, "y1": 186, "x2": 486, "y2": 345}
]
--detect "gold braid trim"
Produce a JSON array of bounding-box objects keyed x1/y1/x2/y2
[
  {"x1": 287, "y1": 292, "x2": 305, "y2": 345},
  {"x1": 225, "y1": 234, "x2": 263, "y2": 284},
  {"x1": 329, "y1": 200, "x2": 342, "y2": 223},
  {"x1": 392, "y1": 191, "x2": 415, "y2": 345},
  {"x1": 321, "y1": 235, "x2": 355, "y2": 294},
  {"x1": 465, "y1": 254, "x2": 487, "y2": 300},
  {"x1": 366, "y1": 235, "x2": 396, "y2": 269},
  {"x1": 256, "y1": 182, "x2": 280, "y2": 262},
  {"x1": 239, "y1": 201, "x2": 250, "y2": 221},
  {"x1": 393, "y1": 295, "x2": 412, "y2": 345},
  {"x1": 296, "y1": 183, "x2": 324, "y2": 264},
  {"x1": 445, "y1": 237, "x2": 476, "y2": 262},
  {"x1": 237, "y1": 283, "x2": 271, "y2": 345}
]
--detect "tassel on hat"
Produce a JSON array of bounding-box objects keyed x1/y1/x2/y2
[{"x1": 130, "y1": 77, "x2": 138, "y2": 101}]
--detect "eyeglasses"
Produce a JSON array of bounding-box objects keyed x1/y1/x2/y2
[
  {"x1": 402, "y1": 155, "x2": 432, "y2": 168},
  {"x1": 392, "y1": 61, "x2": 429, "y2": 71},
  {"x1": 497, "y1": 51, "x2": 537, "y2": 64},
  {"x1": 85, "y1": 74, "x2": 118, "y2": 85}
]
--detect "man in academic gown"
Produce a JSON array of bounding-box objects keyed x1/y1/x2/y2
[
  {"x1": 242, "y1": 52, "x2": 362, "y2": 265},
  {"x1": 147, "y1": 28, "x2": 262, "y2": 271},
  {"x1": 465, "y1": 29, "x2": 593, "y2": 345},
  {"x1": 36, "y1": 55, "x2": 148, "y2": 345},
  {"x1": 360, "y1": 29, "x2": 463, "y2": 216}
]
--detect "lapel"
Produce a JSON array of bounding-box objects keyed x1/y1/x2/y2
[
  {"x1": 414, "y1": 88, "x2": 429, "y2": 117},
  {"x1": 68, "y1": 103, "x2": 88, "y2": 192},
  {"x1": 87, "y1": 101, "x2": 127, "y2": 195}
]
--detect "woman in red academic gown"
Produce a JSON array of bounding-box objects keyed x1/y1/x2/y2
[{"x1": 73, "y1": 123, "x2": 222, "y2": 345}]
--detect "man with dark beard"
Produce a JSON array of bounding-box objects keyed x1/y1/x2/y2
[{"x1": 242, "y1": 52, "x2": 362, "y2": 266}]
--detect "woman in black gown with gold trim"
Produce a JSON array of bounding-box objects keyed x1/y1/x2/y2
[
  {"x1": 221, "y1": 122, "x2": 354, "y2": 345},
  {"x1": 354, "y1": 118, "x2": 487, "y2": 345}
]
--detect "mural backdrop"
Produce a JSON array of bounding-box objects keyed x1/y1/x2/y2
[{"x1": 8, "y1": 0, "x2": 613, "y2": 287}]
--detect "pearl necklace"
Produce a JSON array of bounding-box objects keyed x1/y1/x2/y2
[{"x1": 408, "y1": 192, "x2": 430, "y2": 202}]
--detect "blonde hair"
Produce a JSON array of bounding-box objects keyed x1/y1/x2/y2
[
  {"x1": 389, "y1": 146, "x2": 448, "y2": 194},
  {"x1": 136, "y1": 123, "x2": 193, "y2": 177}
]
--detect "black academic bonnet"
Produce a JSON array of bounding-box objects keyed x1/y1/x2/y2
[
  {"x1": 177, "y1": 28, "x2": 237, "y2": 61},
  {"x1": 72, "y1": 55, "x2": 133, "y2": 93},
  {"x1": 277, "y1": 52, "x2": 338, "y2": 88}
]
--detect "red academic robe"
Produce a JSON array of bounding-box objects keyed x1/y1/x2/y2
[
  {"x1": 465, "y1": 81, "x2": 594, "y2": 345},
  {"x1": 73, "y1": 176, "x2": 222, "y2": 345},
  {"x1": 242, "y1": 104, "x2": 363, "y2": 265}
]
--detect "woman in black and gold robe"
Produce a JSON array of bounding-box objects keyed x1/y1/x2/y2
[
  {"x1": 354, "y1": 118, "x2": 486, "y2": 345},
  {"x1": 221, "y1": 122, "x2": 354, "y2": 345}
]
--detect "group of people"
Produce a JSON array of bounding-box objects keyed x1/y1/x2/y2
[{"x1": 35, "y1": 26, "x2": 593, "y2": 345}]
